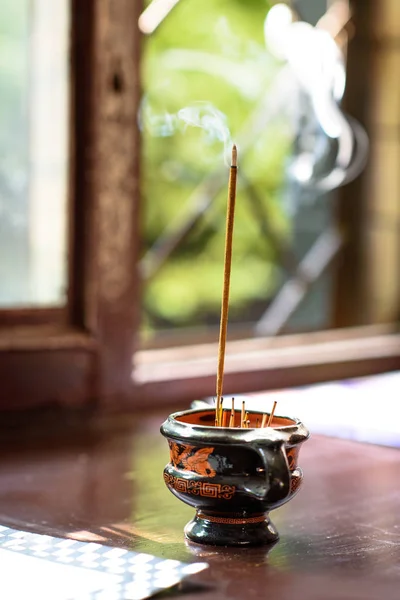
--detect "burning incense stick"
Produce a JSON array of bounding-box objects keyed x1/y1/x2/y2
[
  {"x1": 215, "y1": 145, "x2": 238, "y2": 426},
  {"x1": 267, "y1": 400, "x2": 278, "y2": 427}
]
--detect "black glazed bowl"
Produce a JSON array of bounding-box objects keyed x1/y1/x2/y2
[{"x1": 160, "y1": 408, "x2": 309, "y2": 546}]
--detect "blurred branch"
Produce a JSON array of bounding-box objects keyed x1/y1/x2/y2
[
  {"x1": 140, "y1": 78, "x2": 290, "y2": 281},
  {"x1": 255, "y1": 225, "x2": 343, "y2": 336},
  {"x1": 239, "y1": 171, "x2": 299, "y2": 276},
  {"x1": 317, "y1": 0, "x2": 351, "y2": 40},
  {"x1": 139, "y1": 0, "x2": 181, "y2": 35},
  {"x1": 140, "y1": 170, "x2": 222, "y2": 281}
]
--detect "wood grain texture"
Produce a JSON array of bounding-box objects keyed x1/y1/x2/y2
[
  {"x1": 135, "y1": 326, "x2": 400, "y2": 405},
  {"x1": 0, "y1": 0, "x2": 142, "y2": 408},
  {"x1": 0, "y1": 409, "x2": 399, "y2": 599},
  {"x1": 0, "y1": 349, "x2": 96, "y2": 410},
  {"x1": 334, "y1": 0, "x2": 379, "y2": 327},
  {"x1": 70, "y1": 0, "x2": 142, "y2": 404},
  {"x1": 0, "y1": 308, "x2": 66, "y2": 328}
]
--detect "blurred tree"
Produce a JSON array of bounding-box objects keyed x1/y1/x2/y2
[{"x1": 143, "y1": 0, "x2": 292, "y2": 334}]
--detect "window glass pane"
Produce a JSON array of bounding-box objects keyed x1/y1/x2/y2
[
  {"x1": 140, "y1": 0, "x2": 362, "y2": 345},
  {"x1": 0, "y1": 0, "x2": 69, "y2": 307}
]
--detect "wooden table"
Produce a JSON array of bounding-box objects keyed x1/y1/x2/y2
[{"x1": 0, "y1": 408, "x2": 400, "y2": 599}]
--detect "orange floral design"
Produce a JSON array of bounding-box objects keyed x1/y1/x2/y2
[
  {"x1": 286, "y1": 447, "x2": 298, "y2": 470},
  {"x1": 169, "y1": 442, "x2": 181, "y2": 467},
  {"x1": 181, "y1": 447, "x2": 216, "y2": 477},
  {"x1": 169, "y1": 442, "x2": 216, "y2": 477}
]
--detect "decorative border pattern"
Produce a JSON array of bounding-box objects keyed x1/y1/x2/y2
[
  {"x1": 198, "y1": 513, "x2": 266, "y2": 525},
  {"x1": 290, "y1": 473, "x2": 302, "y2": 494},
  {"x1": 164, "y1": 473, "x2": 235, "y2": 499}
]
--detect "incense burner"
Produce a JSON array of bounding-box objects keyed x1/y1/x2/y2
[{"x1": 160, "y1": 408, "x2": 309, "y2": 546}]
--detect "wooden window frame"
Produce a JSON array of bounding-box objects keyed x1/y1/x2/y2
[
  {"x1": 0, "y1": 0, "x2": 142, "y2": 410},
  {"x1": 0, "y1": 0, "x2": 399, "y2": 411}
]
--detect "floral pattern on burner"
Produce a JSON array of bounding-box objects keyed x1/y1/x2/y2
[
  {"x1": 286, "y1": 447, "x2": 299, "y2": 470},
  {"x1": 169, "y1": 442, "x2": 216, "y2": 477}
]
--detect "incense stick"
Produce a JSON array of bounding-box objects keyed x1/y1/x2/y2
[
  {"x1": 229, "y1": 398, "x2": 235, "y2": 427},
  {"x1": 215, "y1": 145, "x2": 238, "y2": 426},
  {"x1": 267, "y1": 400, "x2": 278, "y2": 427},
  {"x1": 261, "y1": 413, "x2": 268, "y2": 428},
  {"x1": 215, "y1": 397, "x2": 220, "y2": 427},
  {"x1": 241, "y1": 399, "x2": 245, "y2": 428}
]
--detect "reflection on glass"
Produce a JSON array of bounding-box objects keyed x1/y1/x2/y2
[{"x1": 0, "y1": 0, "x2": 69, "y2": 307}]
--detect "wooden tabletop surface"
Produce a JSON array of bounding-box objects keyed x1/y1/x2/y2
[{"x1": 0, "y1": 408, "x2": 400, "y2": 599}]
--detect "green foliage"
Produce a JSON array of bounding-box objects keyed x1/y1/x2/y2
[
  {"x1": 145, "y1": 256, "x2": 275, "y2": 326},
  {"x1": 0, "y1": 1, "x2": 29, "y2": 173},
  {"x1": 142, "y1": 0, "x2": 292, "y2": 333}
]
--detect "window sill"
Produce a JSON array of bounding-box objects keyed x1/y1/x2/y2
[{"x1": 134, "y1": 324, "x2": 400, "y2": 405}]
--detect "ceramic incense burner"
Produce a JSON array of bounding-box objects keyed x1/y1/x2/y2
[{"x1": 160, "y1": 408, "x2": 309, "y2": 546}]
